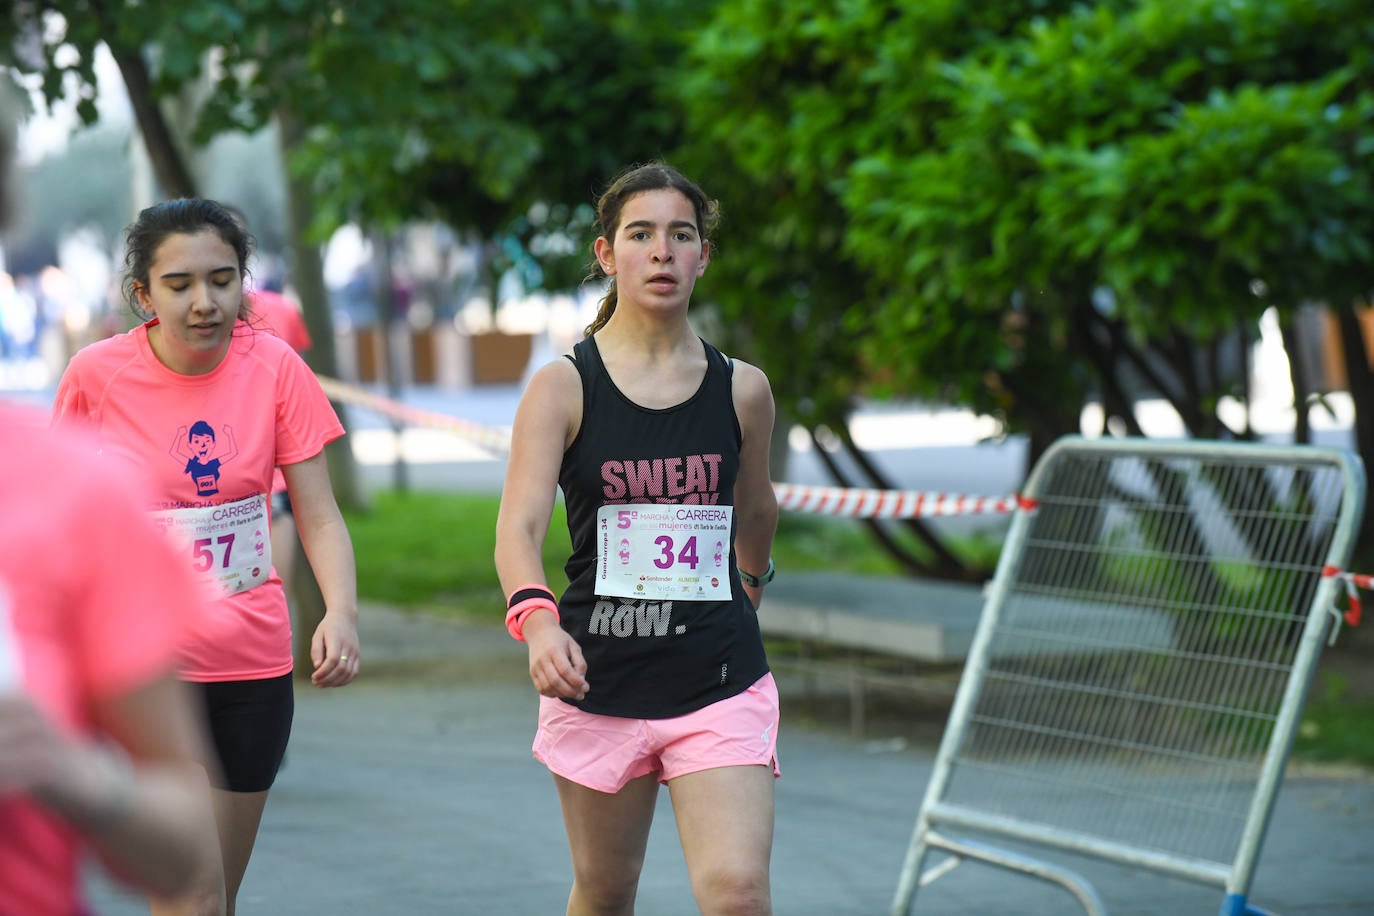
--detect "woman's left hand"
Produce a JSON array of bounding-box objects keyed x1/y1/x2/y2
[{"x1": 310, "y1": 611, "x2": 360, "y2": 687}]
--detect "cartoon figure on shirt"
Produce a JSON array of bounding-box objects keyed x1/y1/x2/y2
[{"x1": 169, "y1": 420, "x2": 238, "y2": 497}]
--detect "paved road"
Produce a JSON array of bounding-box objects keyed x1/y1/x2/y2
[{"x1": 85, "y1": 606, "x2": 1374, "y2": 916}]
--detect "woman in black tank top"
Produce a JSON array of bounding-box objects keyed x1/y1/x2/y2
[{"x1": 496, "y1": 163, "x2": 781, "y2": 914}]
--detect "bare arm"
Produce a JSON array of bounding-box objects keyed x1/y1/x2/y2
[
  {"x1": 731, "y1": 360, "x2": 780, "y2": 609},
  {"x1": 282, "y1": 451, "x2": 360, "y2": 687},
  {"x1": 494, "y1": 358, "x2": 589, "y2": 700},
  {"x1": 1, "y1": 675, "x2": 220, "y2": 900}
]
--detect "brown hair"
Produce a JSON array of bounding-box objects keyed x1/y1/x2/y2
[
  {"x1": 584, "y1": 162, "x2": 719, "y2": 336},
  {"x1": 123, "y1": 198, "x2": 256, "y2": 322}
]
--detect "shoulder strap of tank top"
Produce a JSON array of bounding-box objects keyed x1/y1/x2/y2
[
  {"x1": 567, "y1": 337, "x2": 605, "y2": 403},
  {"x1": 701, "y1": 339, "x2": 735, "y2": 377},
  {"x1": 567, "y1": 337, "x2": 597, "y2": 376}
]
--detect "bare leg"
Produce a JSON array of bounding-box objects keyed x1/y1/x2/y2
[
  {"x1": 148, "y1": 796, "x2": 234, "y2": 916},
  {"x1": 553, "y1": 772, "x2": 660, "y2": 916},
  {"x1": 148, "y1": 868, "x2": 226, "y2": 916},
  {"x1": 211, "y1": 788, "x2": 270, "y2": 915},
  {"x1": 668, "y1": 765, "x2": 775, "y2": 916}
]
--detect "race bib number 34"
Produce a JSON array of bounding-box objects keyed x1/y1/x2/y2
[
  {"x1": 595, "y1": 504, "x2": 733, "y2": 602},
  {"x1": 150, "y1": 493, "x2": 272, "y2": 599}
]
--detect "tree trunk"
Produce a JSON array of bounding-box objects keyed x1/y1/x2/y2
[
  {"x1": 1336, "y1": 304, "x2": 1374, "y2": 550},
  {"x1": 372, "y1": 228, "x2": 408, "y2": 492},
  {"x1": 277, "y1": 106, "x2": 364, "y2": 509},
  {"x1": 806, "y1": 427, "x2": 937, "y2": 578},
  {"x1": 277, "y1": 106, "x2": 365, "y2": 673},
  {"x1": 831, "y1": 422, "x2": 970, "y2": 578},
  {"x1": 103, "y1": 39, "x2": 198, "y2": 199}
]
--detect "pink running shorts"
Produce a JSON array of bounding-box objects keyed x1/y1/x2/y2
[{"x1": 533, "y1": 673, "x2": 781, "y2": 794}]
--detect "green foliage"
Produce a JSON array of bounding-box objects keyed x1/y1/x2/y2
[
  {"x1": 343, "y1": 490, "x2": 570, "y2": 616},
  {"x1": 0, "y1": 0, "x2": 702, "y2": 250},
  {"x1": 197, "y1": 1, "x2": 552, "y2": 235},
  {"x1": 431, "y1": 0, "x2": 710, "y2": 290},
  {"x1": 1294, "y1": 673, "x2": 1374, "y2": 769},
  {"x1": 677, "y1": 0, "x2": 1374, "y2": 449},
  {"x1": 674, "y1": 0, "x2": 1088, "y2": 429}
]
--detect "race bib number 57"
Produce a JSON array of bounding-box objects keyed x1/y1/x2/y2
[
  {"x1": 149, "y1": 493, "x2": 272, "y2": 599},
  {"x1": 595, "y1": 504, "x2": 733, "y2": 602}
]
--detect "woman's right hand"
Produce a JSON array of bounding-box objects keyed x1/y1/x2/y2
[{"x1": 523, "y1": 613, "x2": 589, "y2": 701}]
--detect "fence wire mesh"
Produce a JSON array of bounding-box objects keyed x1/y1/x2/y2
[{"x1": 898, "y1": 438, "x2": 1364, "y2": 913}]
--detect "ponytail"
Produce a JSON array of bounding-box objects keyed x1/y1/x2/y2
[{"x1": 584, "y1": 283, "x2": 618, "y2": 337}]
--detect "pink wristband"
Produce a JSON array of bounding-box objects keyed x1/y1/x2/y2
[{"x1": 505, "y1": 584, "x2": 560, "y2": 642}]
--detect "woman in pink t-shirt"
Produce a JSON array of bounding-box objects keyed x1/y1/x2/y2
[
  {"x1": 53, "y1": 198, "x2": 361, "y2": 915},
  {"x1": 0, "y1": 403, "x2": 221, "y2": 916}
]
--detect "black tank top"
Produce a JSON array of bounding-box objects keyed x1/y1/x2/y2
[{"x1": 556, "y1": 336, "x2": 770, "y2": 718}]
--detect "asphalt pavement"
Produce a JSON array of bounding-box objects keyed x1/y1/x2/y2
[{"x1": 82, "y1": 603, "x2": 1374, "y2": 916}]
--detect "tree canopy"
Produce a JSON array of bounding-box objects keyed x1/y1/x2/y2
[{"x1": 678, "y1": 0, "x2": 1373, "y2": 442}]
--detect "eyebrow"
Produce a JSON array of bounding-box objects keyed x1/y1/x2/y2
[
  {"x1": 158, "y1": 266, "x2": 239, "y2": 280},
  {"x1": 623, "y1": 219, "x2": 699, "y2": 234}
]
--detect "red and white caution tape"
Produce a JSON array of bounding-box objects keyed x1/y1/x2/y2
[
  {"x1": 771, "y1": 483, "x2": 1027, "y2": 519},
  {"x1": 1322, "y1": 565, "x2": 1369, "y2": 629},
  {"x1": 317, "y1": 376, "x2": 513, "y2": 454},
  {"x1": 316, "y1": 376, "x2": 1029, "y2": 520}
]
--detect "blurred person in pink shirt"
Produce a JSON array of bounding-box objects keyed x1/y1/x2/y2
[
  {"x1": 53, "y1": 198, "x2": 360, "y2": 915},
  {"x1": 0, "y1": 406, "x2": 224, "y2": 916}
]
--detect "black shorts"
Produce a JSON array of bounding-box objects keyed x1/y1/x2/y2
[
  {"x1": 271, "y1": 490, "x2": 293, "y2": 518},
  {"x1": 192, "y1": 674, "x2": 294, "y2": 793}
]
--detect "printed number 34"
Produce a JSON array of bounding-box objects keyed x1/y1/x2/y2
[{"x1": 653, "y1": 535, "x2": 698, "y2": 570}]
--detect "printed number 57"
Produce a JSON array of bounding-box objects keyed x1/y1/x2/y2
[{"x1": 192, "y1": 534, "x2": 235, "y2": 572}]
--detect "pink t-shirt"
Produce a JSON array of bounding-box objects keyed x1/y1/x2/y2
[
  {"x1": 51, "y1": 320, "x2": 345, "y2": 681},
  {"x1": 0, "y1": 402, "x2": 206, "y2": 915}
]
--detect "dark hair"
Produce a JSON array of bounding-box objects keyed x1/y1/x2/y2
[
  {"x1": 188, "y1": 420, "x2": 216, "y2": 440},
  {"x1": 584, "y1": 162, "x2": 719, "y2": 337},
  {"x1": 122, "y1": 198, "x2": 255, "y2": 321}
]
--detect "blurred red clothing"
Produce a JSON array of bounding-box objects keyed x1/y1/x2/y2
[{"x1": 248, "y1": 289, "x2": 312, "y2": 355}]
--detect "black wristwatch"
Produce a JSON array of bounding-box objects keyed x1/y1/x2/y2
[{"x1": 739, "y1": 558, "x2": 775, "y2": 588}]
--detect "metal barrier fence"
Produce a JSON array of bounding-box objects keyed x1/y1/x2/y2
[{"x1": 891, "y1": 437, "x2": 1366, "y2": 916}]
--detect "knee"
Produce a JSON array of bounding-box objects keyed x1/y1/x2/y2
[
  {"x1": 570, "y1": 864, "x2": 641, "y2": 914},
  {"x1": 693, "y1": 864, "x2": 771, "y2": 916}
]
